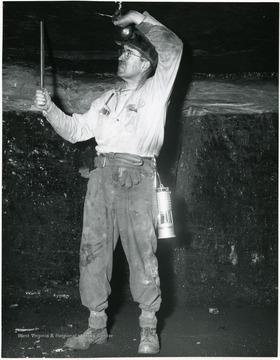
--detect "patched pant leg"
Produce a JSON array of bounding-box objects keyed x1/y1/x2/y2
[
  {"x1": 115, "y1": 175, "x2": 162, "y2": 312},
  {"x1": 79, "y1": 168, "x2": 119, "y2": 312}
]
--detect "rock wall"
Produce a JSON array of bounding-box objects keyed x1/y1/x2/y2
[
  {"x1": 2, "y1": 65, "x2": 278, "y2": 307},
  {"x1": 3, "y1": 110, "x2": 277, "y2": 307},
  {"x1": 172, "y1": 112, "x2": 278, "y2": 306}
]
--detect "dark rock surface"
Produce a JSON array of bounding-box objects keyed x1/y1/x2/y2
[
  {"x1": 3, "y1": 2, "x2": 279, "y2": 74},
  {"x1": 2, "y1": 109, "x2": 278, "y2": 307},
  {"x1": 2, "y1": 1, "x2": 278, "y2": 314}
]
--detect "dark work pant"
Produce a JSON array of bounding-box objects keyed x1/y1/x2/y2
[{"x1": 79, "y1": 165, "x2": 161, "y2": 328}]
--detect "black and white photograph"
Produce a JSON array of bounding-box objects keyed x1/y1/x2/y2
[{"x1": 2, "y1": 0, "x2": 278, "y2": 358}]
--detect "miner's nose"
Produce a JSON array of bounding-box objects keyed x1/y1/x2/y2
[{"x1": 118, "y1": 49, "x2": 125, "y2": 60}]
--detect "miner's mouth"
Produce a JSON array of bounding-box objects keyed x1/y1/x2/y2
[{"x1": 118, "y1": 62, "x2": 125, "y2": 69}]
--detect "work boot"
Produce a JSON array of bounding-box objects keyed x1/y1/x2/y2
[
  {"x1": 64, "y1": 327, "x2": 108, "y2": 350},
  {"x1": 138, "y1": 327, "x2": 160, "y2": 354}
]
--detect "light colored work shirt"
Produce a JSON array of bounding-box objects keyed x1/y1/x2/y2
[{"x1": 44, "y1": 12, "x2": 183, "y2": 157}]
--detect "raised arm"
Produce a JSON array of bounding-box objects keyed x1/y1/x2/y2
[
  {"x1": 34, "y1": 89, "x2": 98, "y2": 143},
  {"x1": 114, "y1": 11, "x2": 183, "y2": 103}
]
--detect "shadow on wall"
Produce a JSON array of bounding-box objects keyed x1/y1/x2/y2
[
  {"x1": 156, "y1": 39, "x2": 194, "y2": 330},
  {"x1": 158, "y1": 39, "x2": 193, "y2": 185},
  {"x1": 157, "y1": 38, "x2": 194, "y2": 248}
]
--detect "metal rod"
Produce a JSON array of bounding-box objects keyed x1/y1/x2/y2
[
  {"x1": 95, "y1": 12, "x2": 113, "y2": 18},
  {"x1": 40, "y1": 21, "x2": 45, "y2": 89}
]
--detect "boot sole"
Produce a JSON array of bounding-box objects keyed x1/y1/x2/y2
[{"x1": 138, "y1": 346, "x2": 160, "y2": 355}]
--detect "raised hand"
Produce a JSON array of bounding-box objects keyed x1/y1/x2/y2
[{"x1": 34, "y1": 89, "x2": 52, "y2": 111}]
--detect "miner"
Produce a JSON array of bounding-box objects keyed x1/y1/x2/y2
[{"x1": 35, "y1": 9, "x2": 183, "y2": 355}]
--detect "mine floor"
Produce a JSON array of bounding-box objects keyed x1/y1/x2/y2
[{"x1": 2, "y1": 297, "x2": 278, "y2": 358}]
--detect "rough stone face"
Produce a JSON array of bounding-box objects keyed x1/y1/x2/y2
[
  {"x1": 2, "y1": 0, "x2": 278, "y2": 304},
  {"x1": 172, "y1": 112, "x2": 278, "y2": 306},
  {"x1": 2, "y1": 71, "x2": 278, "y2": 306}
]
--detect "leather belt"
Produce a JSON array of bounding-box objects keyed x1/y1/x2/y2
[{"x1": 94, "y1": 152, "x2": 156, "y2": 169}]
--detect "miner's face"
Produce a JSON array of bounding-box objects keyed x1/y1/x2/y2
[{"x1": 117, "y1": 45, "x2": 146, "y2": 80}]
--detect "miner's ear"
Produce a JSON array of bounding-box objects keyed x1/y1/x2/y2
[{"x1": 141, "y1": 59, "x2": 151, "y2": 72}]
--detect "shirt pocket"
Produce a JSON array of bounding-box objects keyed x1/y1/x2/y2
[
  {"x1": 95, "y1": 107, "x2": 110, "y2": 139},
  {"x1": 124, "y1": 105, "x2": 138, "y2": 133}
]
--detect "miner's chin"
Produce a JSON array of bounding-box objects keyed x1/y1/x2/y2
[{"x1": 117, "y1": 68, "x2": 125, "y2": 78}]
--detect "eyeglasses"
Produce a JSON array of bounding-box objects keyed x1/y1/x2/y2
[{"x1": 118, "y1": 48, "x2": 143, "y2": 61}]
